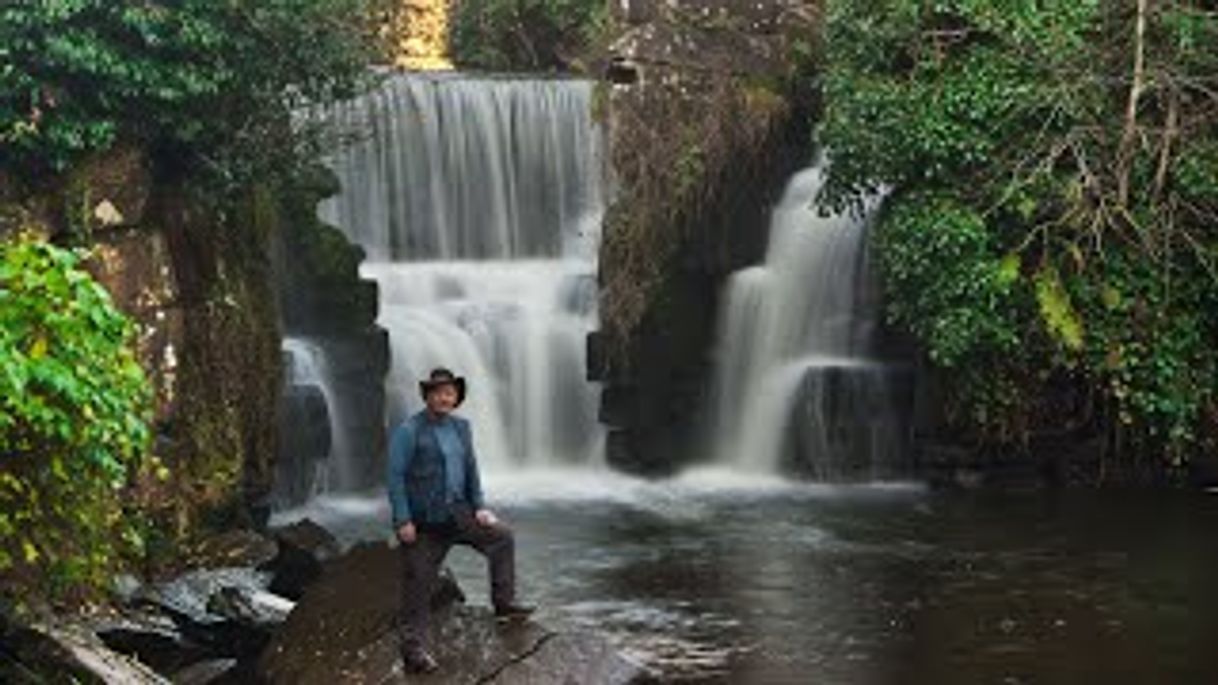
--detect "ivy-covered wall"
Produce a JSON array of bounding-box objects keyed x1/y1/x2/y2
[{"x1": 1, "y1": 149, "x2": 284, "y2": 540}]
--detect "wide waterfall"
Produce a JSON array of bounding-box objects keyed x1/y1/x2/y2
[
  {"x1": 318, "y1": 75, "x2": 602, "y2": 262},
  {"x1": 708, "y1": 165, "x2": 908, "y2": 478},
  {"x1": 317, "y1": 73, "x2": 605, "y2": 475}
]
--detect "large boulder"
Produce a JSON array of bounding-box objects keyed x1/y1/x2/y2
[
  {"x1": 259, "y1": 542, "x2": 651, "y2": 684},
  {"x1": 261, "y1": 518, "x2": 342, "y2": 600}
]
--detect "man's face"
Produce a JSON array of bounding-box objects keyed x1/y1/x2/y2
[{"x1": 425, "y1": 384, "x2": 459, "y2": 415}]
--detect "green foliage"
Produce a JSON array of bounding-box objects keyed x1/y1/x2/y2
[
  {"x1": 451, "y1": 0, "x2": 608, "y2": 71},
  {"x1": 822, "y1": 0, "x2": 1218, "y2": 464},
  {"x1": 876, "y1": 192, "x2": 1021, "y2": 366},
  {"x1": 0, "y1": 0, "x2": 390, "y2": 187},
  {"x1": 0, "y1": 235, "x2": 153, "y2": 602}
]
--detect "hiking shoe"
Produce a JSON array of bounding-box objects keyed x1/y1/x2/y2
[
  {"x1": 494, "y1": 603, "x2": 536, "y2": 621},
  {"x1": 402, "y1": 648, "x2": 439, "y2": 673}
]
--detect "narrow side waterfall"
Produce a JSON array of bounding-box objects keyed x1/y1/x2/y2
[
  {"x1": 278, "y1": 338, "x2": 345, "y2": 503},
  {"x1": 317, "y1": 74, "x2": 605, "y2": 477},
  {"x1": 708, "y1": 165, "x2": 908, "y2": 478}
]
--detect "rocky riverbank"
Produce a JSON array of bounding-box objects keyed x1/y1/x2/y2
[{"x1": 2, "y1": 520, "x2": 649, "y2": 684}]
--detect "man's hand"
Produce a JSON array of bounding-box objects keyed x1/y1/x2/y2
[
  {"x1": 474, "y1": 509, "x2": 499, "y2": 527},
  {"x1": 397, "y1": 522, "x2": 417, "y2": 544}
]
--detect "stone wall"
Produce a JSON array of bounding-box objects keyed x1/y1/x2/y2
[
  {"x1": 271, "y1": 167, "x2": 390, "y2": 503},
  {"x1": 591, "y1": 0, "x2": 820, "y2": 474},
  {"x1": 2, "y1": 147, "x2": 284, "y2": 532}
]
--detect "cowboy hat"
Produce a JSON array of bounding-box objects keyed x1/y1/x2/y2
[{"x1": 419, "y1": 368, "x2": 466, "y2": 406}]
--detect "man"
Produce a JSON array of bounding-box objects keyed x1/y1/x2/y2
[{"x1": 387, "y1": 367, "x2": 534, "y2": 673}]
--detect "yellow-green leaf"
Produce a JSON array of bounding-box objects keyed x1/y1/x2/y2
[
  {"x1": 997, "y1": 253, "x2": 1021, "y2": 286},
  {"x1": 1035, "y1": 265, "x2": 1084, "y2": 351},
  {"x1": 29, "y1": 335, "x2": 48, "y2": 359},
  {"x1": 22, "y1": 540, "x2": 39, "y2": 564}
]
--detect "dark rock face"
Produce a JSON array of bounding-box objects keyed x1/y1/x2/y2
[
  {"x1": 274, "y1": 382, "x2": 332, "y2": 506},
  {"x1": 262, "y1": 518, "x2": 343, "y2": 600},
  {"x1": 259, "y1": 542, "x2": 650, "y2": 684},
  {"x1": 785, "y1": 364, "x2": 915, "y2": 480},
  {"x1": 272, "y1": 168, "x2": 391, "y2": 503},
  {"x1": 593, "y1": 0, "x2": 819, "y2": 475}
]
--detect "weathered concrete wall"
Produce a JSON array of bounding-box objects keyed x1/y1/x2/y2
[{"x1": 591, "y1": 0, "x2": 820, "y2": 474}]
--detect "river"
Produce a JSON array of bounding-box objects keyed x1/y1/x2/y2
[{"x1": 276, "y1": 468, "x2": 1218, "y2": 683}]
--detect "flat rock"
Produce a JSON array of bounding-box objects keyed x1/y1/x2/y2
[
  {"x1": 259, "y1": 542, "x2": 651, "y2": 684},
  {"x1": 1, "y1": 612, "x2": 170, "y2": 685}
]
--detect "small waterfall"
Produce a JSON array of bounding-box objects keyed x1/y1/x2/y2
[
  {"x1": 317, "y1": 73, "x2": 605, "y2": 476},
  {"x1": 278, "y1": 338, "x2": 348, "y2": 504},
  {"x1": 709, "y1": 165, "x2": 907, "y2": 478}
]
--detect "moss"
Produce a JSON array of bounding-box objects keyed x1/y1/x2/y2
[
  {"x1": 135, "y1": 184, "x2": 283, "y2": 548},
  {"x1": 277, "y1": 166, "x2": 374, "y2": 334}
]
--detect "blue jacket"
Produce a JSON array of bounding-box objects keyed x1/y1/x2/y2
[{"x1": 386, "y1": 411, "x2": 485, "y2": 527}]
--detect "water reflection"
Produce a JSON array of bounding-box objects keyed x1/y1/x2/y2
[{"x1": 276, "y1": 474, "x2": 1218, "y2": 683}]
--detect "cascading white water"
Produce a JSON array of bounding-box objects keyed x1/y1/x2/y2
[
  {"x1": 318, "y1": 74, "x2": 603, "y2": 262},
  {"x1": 709, "y1": 165, "x2": 905, "y2": 478},
  {"x1": 317, "y1": 73, "x2": 605, "y2": 475}
]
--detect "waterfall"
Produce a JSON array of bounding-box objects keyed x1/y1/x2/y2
[
  {"x1": 278, "y1": 338, "x2": 349, "y2": 502},
  {"x1": 318, "y1": 74, "x2": 603, "y2": 262},
  {"x1": 708, "y1": 165, "x2": 908, "y2": 478},
  {"x1": 317, "y1": 73, "x2": 605, "y2": 476}
]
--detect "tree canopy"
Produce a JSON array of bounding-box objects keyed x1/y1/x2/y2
[{"x1": 0, "y1": 0, "x2": 394, "y2": 188}]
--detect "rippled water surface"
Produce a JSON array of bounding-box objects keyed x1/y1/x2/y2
[{"x1": 277, "y1": 469, "x2": 1218, "y2": 683}]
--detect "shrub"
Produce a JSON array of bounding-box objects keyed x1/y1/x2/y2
[
  {"x1": 0, "y1": 235, "x2": 153, "y2": 603},
  {"x1": 821, "y1": 0, "x2": 1218, "y2": 464},
  {"x1": 451, "y1": 0, "x2": 608, "y2": 71}
]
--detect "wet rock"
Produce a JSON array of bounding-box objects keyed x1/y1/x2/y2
[
  {"x1": 207, "y1": 586, "x2": 295, "y2": 627},
  {"x1": 137, "y1": 567, "x2": 273, "y2": 627},
  {"x1": 91, "y1": 606, "x2": 203, "y2": 674},
  {"x1": 259, "y1": 542, "x2": 648, "y2": 684},
  {"x1": 1, "y1": 611, "x2": 169, "y2": 685},
  {"x1": 785, "y1": 363, "x2": 913, "y2": 480},
  {"x1": 262, "y1": 518, "x2": 342, "y2": 599},
  {"x1": 171, "y1": 658, "x2": 238, "y2": 685},
  {"x1": 193, "y1": 529, "x2": 280, "y2": 569},
  {"x1": 275, "y1": 382, "x2": 331, "y2": 507}
]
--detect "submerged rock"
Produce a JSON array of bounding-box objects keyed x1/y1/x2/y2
[{"x1": 259, "y1": 541, "x2": 651, "y2": 684}]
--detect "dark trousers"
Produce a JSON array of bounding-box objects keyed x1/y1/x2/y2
[{"x1": 397, "y1": 508, "x2": 516, "y2": 651}]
